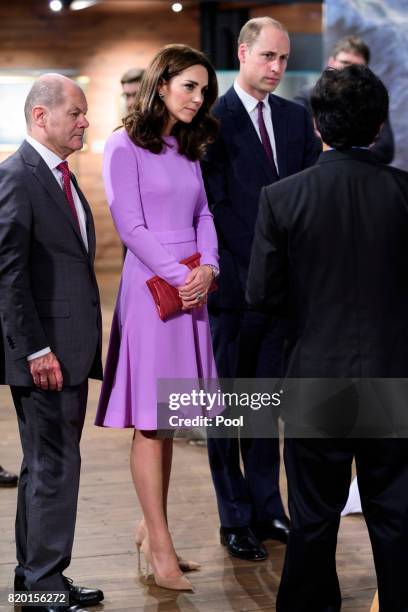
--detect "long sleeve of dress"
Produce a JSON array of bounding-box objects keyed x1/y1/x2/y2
[
  {"x1": 103, "y1": 131, "x2": 190, "y2": 287},
  {"x1": 193, "y1": 161, "x2": 219, "y2": 269}
]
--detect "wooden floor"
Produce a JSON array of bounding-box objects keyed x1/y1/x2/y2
[{"x1": 0, "y1": 273, "x2": 378, "y2": 611}]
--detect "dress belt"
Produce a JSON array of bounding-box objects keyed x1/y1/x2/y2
[{"x1": 150, "y1": 227, "x2": 196, "y2": 245}]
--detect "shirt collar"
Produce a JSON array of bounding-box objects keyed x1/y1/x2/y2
[
  {"x1": 26, "y1": 135, "x2": 64, "y2": 172},
  {"x1": 234, "y1": 80, "x2": 269, "y2": 114}
]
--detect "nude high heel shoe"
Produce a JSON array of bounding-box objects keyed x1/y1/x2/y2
[
  {"x1": 176, "y1": 555, "x2": 201, "y2": 572},
  {"x1": 139, "y1": 536, "x2": 194, "y2": 592},
  {"x1": 135, "y1": 519, "x2": 200, "y2": 572}
]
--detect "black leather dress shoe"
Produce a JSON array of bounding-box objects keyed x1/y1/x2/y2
[
  {"x1": 255, "y1": 516, "x2": 291, "y2": 543},
  {"x1": 220, "y1": 526, "x2": 268, "y2": 561},
  {"x1": 14, "y1": 573, "x2": 25, "y2": 591},
  {"x1": 15, "y1": 575, "x2": 103, "y2": 607},
  {"x1": 0, "y1": 465, "x2": 18, "y2": 487},
  {"x1": 63, "y1": 576, "x2": 104, "y2": 606}
]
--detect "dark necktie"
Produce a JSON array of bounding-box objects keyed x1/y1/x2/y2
[
  {"x1": 257, "y1": 101, "x2": 279, "y2": 179},
  {"x1": 57, "y1": 161, "x2": 80, "y2": 228}
]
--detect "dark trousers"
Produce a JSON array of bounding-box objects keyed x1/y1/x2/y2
[
  {"x1": 12, "y1": 382, "x2": 88, "y2": 591},
  {"x1": 207, "y1": 307, "x2": 286, "y2": 528},
  {"x1": 277, "y1": 438, "x2": 408, "y2": 612}
]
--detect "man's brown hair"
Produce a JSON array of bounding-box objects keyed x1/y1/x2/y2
[
  {"x1": 124, "y1": 44, "x2": 218, "y2": 161},
  {"x1": 331, "y1": 35, "x2": 370, "y2": 64},
  {"x1": 120, "y1": 68, "x2": 145, "y2": 85}
]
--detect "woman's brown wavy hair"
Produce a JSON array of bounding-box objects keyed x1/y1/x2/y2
[{"x1": 123, "y1": 44, "x2": 219, "y2": 161}]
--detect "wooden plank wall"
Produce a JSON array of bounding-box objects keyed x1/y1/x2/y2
[
  {"x1": 0, "y1": 1, "x2": 200, "y2": 271},
  {"x1": 250, "y1": 3, "x2": 322, "y2": 34},
  {"x1": 0, "y1": 1, "x2": 321, "y2": 272}
]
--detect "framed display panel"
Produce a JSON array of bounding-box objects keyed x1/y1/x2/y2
[{"x1": 0, "y1": 71, "x2": 89, "y2": 153}]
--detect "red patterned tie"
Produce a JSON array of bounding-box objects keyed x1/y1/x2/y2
[{"x1": 57, "y1": 161, "x2": 80, "y2": 227}]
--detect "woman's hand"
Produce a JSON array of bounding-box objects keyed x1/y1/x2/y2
[{"x1": 178, "y1": 265, "x2": 214, "y2": 310}]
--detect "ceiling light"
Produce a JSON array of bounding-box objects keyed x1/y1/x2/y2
[
  {"x1": 70, "y1": 0, "x2": 99, "y2": 9},
  {"x1": 49, "y1": 0, "x2": 63, "y2": 11},
  {"x1": 172, "y1": 2, "x2": 183, "y2": 12}
]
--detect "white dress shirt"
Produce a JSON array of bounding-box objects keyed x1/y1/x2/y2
[
  {"x1": 25, "y1": 135, "x2": 88, "y2": 361},
  {"x1": 233, "y1": 80, "x2": 279, "y2": 173}
]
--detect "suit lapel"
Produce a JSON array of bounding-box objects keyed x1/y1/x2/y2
[
  {"x1": 269, "y1": 95, "x2": 288, "y2": 178},
  {"x1": 225, "y1": 87, "x2": 277, "y2": 184},
  {"x1": 20, "y1": 142, "x2": 90, "y2": 259},
  {"x1": 70, "y1": 173, "x2": 96, "y2": 262}
]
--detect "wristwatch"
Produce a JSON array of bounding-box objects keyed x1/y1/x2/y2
[{"x1": 205, "y1": 264, "x2": 219, "y2": 279}]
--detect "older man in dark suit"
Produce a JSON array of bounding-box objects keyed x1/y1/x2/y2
[
  {"x1": 202, "y1": 16, "x2": 319, "y2": 561},
  {"x1": 0, "y1": 74, "x2": 103, "y2": 612},
  {"x1": 247, "y1": 65, "x2": 408, "y2": 612}
]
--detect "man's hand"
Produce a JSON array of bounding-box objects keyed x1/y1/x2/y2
[{"x1": 29, "y1": 352, "x2": 63, "y2": 391}]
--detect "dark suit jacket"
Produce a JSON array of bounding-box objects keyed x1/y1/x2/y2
[
  {"x1": 294, "y1": 85, "x2": 395, "y2": 164},
  {"x1": 247, "y1": 149, "x2": 408, "y2": 378},
  {"x1": 202, "y1": 86, "x2": 319, "y2": 309},
  {"x1": 0, "y1": 140, "x2": 103, "y2": 386}
]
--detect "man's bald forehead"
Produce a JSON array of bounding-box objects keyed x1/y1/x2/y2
[
  {"x1": 238, "y1": 16, "x2": 288, "y2": 48},
  {"x1": 24, "y1": 73, "x2": 81, "y2": 126}
]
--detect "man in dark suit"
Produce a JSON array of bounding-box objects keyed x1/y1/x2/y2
[
  {"x1": 247, "y1": 65, "x2": 408, "y2": 612},
  {"x1": 202, "y1": 16, "x2": 318, "y2": 561},
  {"x1": 295, "y1": 35, "x2": 394, "y2": 164},
  {"x1": 0, "y1": 74, "x2": 103, "y2": 612}
]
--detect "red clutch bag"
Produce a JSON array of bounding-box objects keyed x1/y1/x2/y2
[{"x1": 146, "y1": 252, "x2": 217, "y2": 321}]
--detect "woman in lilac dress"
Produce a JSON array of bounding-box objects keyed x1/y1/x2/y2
[{"x1": 95, "y1": 45, "x2": 219, "y2": 591}]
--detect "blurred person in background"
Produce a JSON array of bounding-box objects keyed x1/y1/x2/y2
[
  {"x1": 121, "y1": 67, "x2": 145, "y2": 115},
  {"x1": 295, "y1": 35, "x2": 394, "y2": 164}
]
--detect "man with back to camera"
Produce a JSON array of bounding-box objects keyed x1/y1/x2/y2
[
  {"x1": 120, "y1": 67, "x2": 145, "y2": 115},
  {"x1": 247, "y1": 65, "x2": 408, "y2": 612},
  {"x1": 0, "y1": 73, "x2": 103, "y2": 612},
  {"x1": 202, "y1": 16, "x2": 319, "y2": 561},
  {"x1": 295, "y1": 35, "x2": 394, "y2": 164}
]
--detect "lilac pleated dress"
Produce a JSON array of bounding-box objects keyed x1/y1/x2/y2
[{"x1": 95, "y1": 130, "x2": 219, "y2": 430}]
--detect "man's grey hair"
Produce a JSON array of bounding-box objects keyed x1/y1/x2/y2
[
  {"x1": 238, "y1": 16, "x2": 288, "y2": 48},
  {"x1": 24, "y1": 75, "x2": 66, "y2": 126}
]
